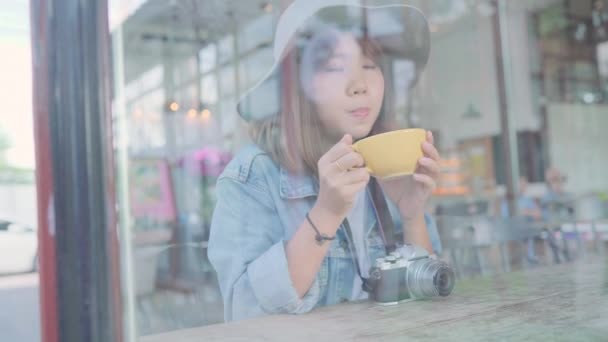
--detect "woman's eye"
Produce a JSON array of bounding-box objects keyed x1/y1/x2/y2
[
  {"x1": 323, "y1": 66, "x2": 345, "y2": 72},
  {"x1": 363, "y1": 64, "x2": 378, "y2": 70}
]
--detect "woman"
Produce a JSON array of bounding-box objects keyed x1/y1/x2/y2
[{"x1": 208, "y1": 1, "x2": 442, "y2": 322}]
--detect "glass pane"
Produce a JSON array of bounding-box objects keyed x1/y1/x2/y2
[
  {"x1": 218, "y1": 35, "x2": 234, "y2": 65},
  {"x1": 201, "y1": 74, "x2": 218, "y2": 105},
  {"x1": 199, "y1": 43, "x2": 217, "y2": 74},
  {"x1": 1, "y1": 2, "x2": 40, "y2": 341},
  {"x1": 238, "y1": 14, "x2": 273, "y2": 53},
  {"x1": 125, "y1": 64, "x2": 163, "y2": 102},
  {"x1": 218, "y1": 65, "x2": 235, "y2": 97},
  {"x1": 240, "y1": 47, "x2": 273, "y2": 90},
  {"x1": 109, "y1": 0, "x2": 608, "y2": 340},
  {"x1": 127, "y1": 89, "x2": 165, "y2": 152},
  {"x1": 174, "y1": 56, "x2": 197, "y2": 86}
]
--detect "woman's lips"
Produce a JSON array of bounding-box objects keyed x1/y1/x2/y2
[{"x1": 349, "y1": 107, "x2": 370, "y2": 118}]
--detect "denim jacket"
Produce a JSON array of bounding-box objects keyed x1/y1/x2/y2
[{"x1": 208, "y1": 144, "x2": 442, "y2": 322}]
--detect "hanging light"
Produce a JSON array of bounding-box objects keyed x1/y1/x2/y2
[
  {"x1": 201, "y1": 108, "x2": 212, "y2": 122},
  {"x1": 168, "y1": 101, "x2": 180, "y2": 112},
  {"x1": 187, "y1": 109, "x2": 198, "y2": 119}
]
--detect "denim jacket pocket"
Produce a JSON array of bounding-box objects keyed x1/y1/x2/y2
[{"x1": 327, "y1": 231, "x2": 352, "y2": 259}]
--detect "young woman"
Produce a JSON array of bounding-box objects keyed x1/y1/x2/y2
[{"x1": 208, "y1": 1, "x2": 442, "y2": 322}]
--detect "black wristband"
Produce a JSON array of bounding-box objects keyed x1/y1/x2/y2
[{"x1": 305, "y1": 212, "x2": 336, "y2": 246}]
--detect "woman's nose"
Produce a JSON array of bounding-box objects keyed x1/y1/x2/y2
[{"x1": 346, "y1": 78, "x2": 368, "y2": 96}]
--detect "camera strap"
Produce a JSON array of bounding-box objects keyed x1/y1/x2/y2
[
  {"x1": 369, "y1": 177, "x2": 398, "y2": 254},
  {"x1": 341, "y1": 177, "x2": 398, "y2": 293}
]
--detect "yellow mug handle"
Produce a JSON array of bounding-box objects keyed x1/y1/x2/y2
[{"x1": 352, "y1": 143, "x2": 374, "y2": 174}]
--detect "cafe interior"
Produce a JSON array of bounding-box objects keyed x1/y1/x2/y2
[{"x1": 106, "y1": 0, "x2": 608, "y2": 339}]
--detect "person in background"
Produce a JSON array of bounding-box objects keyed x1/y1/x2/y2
[
  {"x1": 501, "y1": 176, "x2": 542, "y2": 264},
  {"x1": 541, "y1": 167, "x2": 575, "y2": 263}
]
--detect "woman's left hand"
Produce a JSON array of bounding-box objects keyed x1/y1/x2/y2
[{"x1": 378, "y1": 131, "x2": 441, "y2": 220}]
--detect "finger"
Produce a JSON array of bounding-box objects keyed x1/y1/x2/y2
[
  {"x1": 341, "y1": 133, "x2": 353, "y2": 145},
  {"x1": 413, "y1": 173, "x2": 436, "y2": 191},
  {"x1": 343, "y1": 176, "x2": 371, "y2": 194},
  {"x1": 324, "y1": 134, "x2": 353, "y2": 162},
  {"x1": 334, "y1": 152, "x2": 365, "y2": 172},
  {"x1": 427, "y1": 130, "x2": 434, "y2": 145},
  {"x1": 417, "y1": 157, "x2": 440, "y2": 177},
  {"x1": 341, "y1": 167, "x2": 370, "y2": 185},
  {"x1": 422, "y1": 141, "x2": 440, "y2": 161}
]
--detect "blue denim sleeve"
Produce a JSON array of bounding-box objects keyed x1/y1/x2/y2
[
  {"x1": 208, "y1": 177, "x2": 320, "y2": 322},
  {"x1": 386, "y1": 199, "x2": 443, "y2": 255}
]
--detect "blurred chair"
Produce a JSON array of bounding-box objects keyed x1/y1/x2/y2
[
  {"x1": 134, "y1": 242, "x2": 224, "y2": 334},
  {"x1": 437, "y1": 215, "x2": 542, "y2": 278}
]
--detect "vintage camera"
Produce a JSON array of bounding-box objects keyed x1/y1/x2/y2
[{"x1": 367, "y1": 245, "x2": 455, "y2": 305}]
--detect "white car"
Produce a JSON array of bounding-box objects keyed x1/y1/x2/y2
[{"x1": 0, "y1": 220, "x2": 38, "y2": 274}]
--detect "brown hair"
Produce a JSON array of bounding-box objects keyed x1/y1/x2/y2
[{"x1": 249, "y1": 33, "x2": 396, "y2": 176}]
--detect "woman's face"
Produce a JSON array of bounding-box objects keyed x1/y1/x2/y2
[{"x1": 308, "y1": 33, "x2": 385, "y2": 141}]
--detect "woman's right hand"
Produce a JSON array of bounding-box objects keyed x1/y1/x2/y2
[{"x1": 315, "y1": 134, "x2": 371, "y2": 219}]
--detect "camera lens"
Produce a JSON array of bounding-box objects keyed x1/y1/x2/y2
[
  {"x1": 406, "y1": 259, "x2": 455, "y2": 299},
  {"x1": 433, "y1": 265, "x2": 455, "y2": 297}
]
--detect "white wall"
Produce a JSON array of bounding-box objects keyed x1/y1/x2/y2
[
  {"x1": 419, "y1": 8, "x2": 540, "y2": 149},
  {"x1": 419, "y1": 14, "x2": 500, "y2": 148},
  {"x1": 547, "y1": 103, "x2": 608, "y2": 194}
]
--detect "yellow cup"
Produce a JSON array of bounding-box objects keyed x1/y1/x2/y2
[{"x1": 353, "y1": 128, "x2": 426, "y2": 179}]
